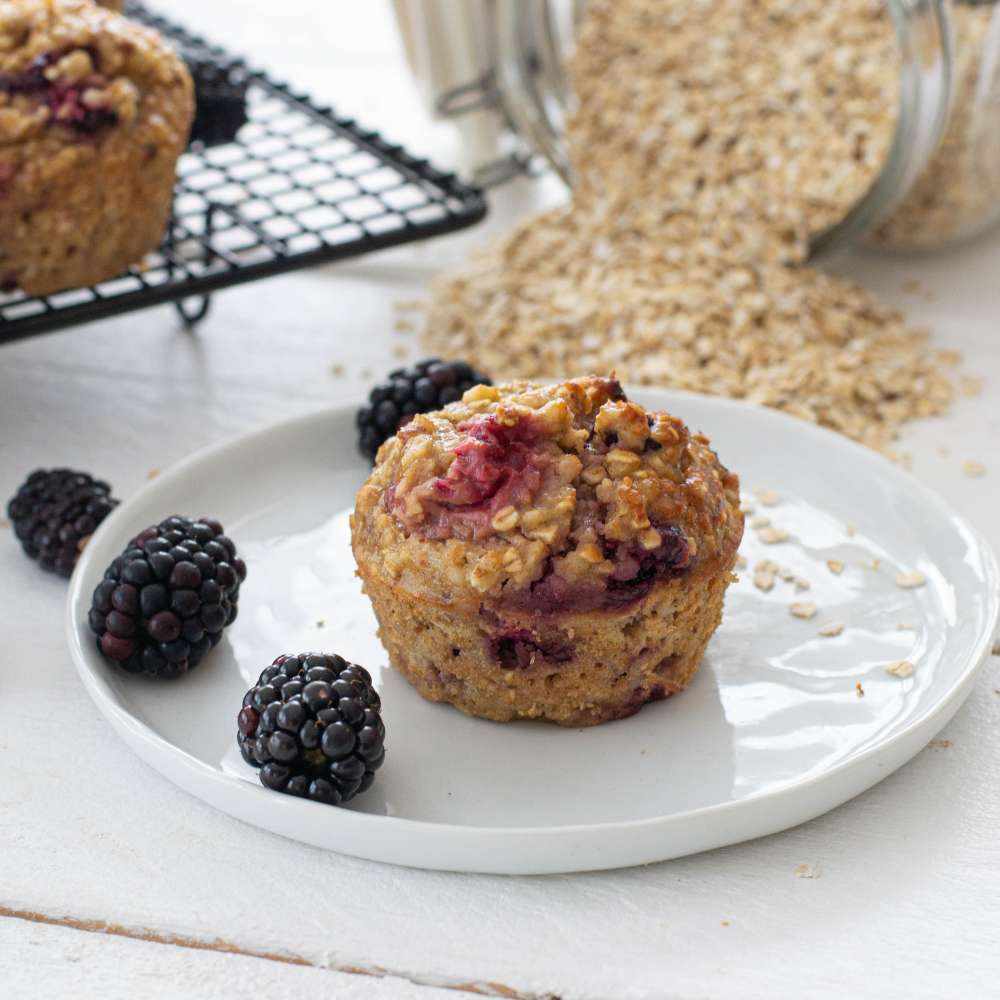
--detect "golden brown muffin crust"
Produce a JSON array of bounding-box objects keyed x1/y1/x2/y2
[{"x1": 353, "y1": 376, "x2": 743, "y2": 615}]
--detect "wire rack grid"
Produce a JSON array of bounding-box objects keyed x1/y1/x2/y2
[{"x1": 0, "y1": 3, "x2": 487, "y2": 344}]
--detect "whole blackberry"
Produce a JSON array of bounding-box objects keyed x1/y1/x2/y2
[
  {"x1": 7, "y1": 468, "x2": 118, "y2": 576},
  {"x1": 183, "y1": 52, "x2": 249, "y2": 148},
  {"x1": 88, "y1": 515, "x2": 246, "y2": 678},
  {"x1": 238, "y1": 653, "x2": 385, "y2": 805},
  {"x1": 356, "y1": 358, "x2": 492, "y2": 461}
]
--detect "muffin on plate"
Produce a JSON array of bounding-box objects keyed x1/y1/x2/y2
[
  {"x1": 0, "y1": 0, "x2": 193, "y2": 295},
  {"x1": 352, "y1": 376, "x2": 744, "y2": 726}
]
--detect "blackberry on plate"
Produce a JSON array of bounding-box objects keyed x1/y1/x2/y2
[
  {"x1": 356, "y1": 358, "x2": 492, "y2": 461},
  {"x1": 89, "y1": 515, "x2": 246, "y2": 679},
  {"x1": 238, "y1": 653, "x2": 385, "y2": 805},
  {"x1": 7, "y1": 468, "x2": 118, "y2": 576}
]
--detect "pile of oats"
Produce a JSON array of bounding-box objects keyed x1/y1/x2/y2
[{"x1": 420, "y1": 0, "x2": 954, "y2": 453}]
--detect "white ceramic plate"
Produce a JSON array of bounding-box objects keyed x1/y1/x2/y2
[{"x1": 66, "y1": 390, "x2": 998, "y2": 874}]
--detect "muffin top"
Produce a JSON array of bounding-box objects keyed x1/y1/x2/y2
[
  {"x1": 0, "y1": 0, "x2": 192, "y2": 184},
  {"x1": 353, "y1": 376, "x2": 743, "y2": 613}
]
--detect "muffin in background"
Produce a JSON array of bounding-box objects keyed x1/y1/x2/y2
[
  {"x1": 0, "y1": 0, "x2": 193, "y2": 296},
  {"x1": 352, "y1": 376, "x2": 744, "y2": 726}
]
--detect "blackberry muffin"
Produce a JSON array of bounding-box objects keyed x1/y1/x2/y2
[
  {"x1": 0, "y1": 0, "x2": 193, "y2": 295},
  {"x1": 352, "y1": 376, "x2": 744, "y2": 726}
]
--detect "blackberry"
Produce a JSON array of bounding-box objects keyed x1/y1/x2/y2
[
  {"x1": 7, "y1": 468, "x2": 118, "y2": 576},
  {"x1": 88, "y1": 515, "x2": 246, "y2": 678},
  {"x1": 356, "y1": 358, "x2": 492, "y2": 461},
  {"x1": 238, "y1": 653, "x2": 385, "y2": 805},
  {"x1": 183, "y1": 52, "x2": 250, "y2": 148}
]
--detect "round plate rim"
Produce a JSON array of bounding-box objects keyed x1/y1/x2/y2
[{"x1": 65, "y1": 390, "x2": 1000, "y2": 871}]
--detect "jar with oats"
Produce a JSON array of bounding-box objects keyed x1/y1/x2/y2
[{"x1": 399, "y1": 0, "x2": 1000, "y2": 255}]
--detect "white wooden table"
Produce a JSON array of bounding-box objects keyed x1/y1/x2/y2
[{"x1": 2, "y1": 3, "x2": 999, "y2": 997}]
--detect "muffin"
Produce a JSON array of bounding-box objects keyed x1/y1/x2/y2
[
  {"x1": 0, "y1": 0, "x2": 193, "y2": 296},
  {"x1": 351, "y1": 376, "x2": 744, "y2": 726}
]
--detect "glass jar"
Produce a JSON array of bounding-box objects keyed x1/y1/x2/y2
[{"x1": 422, "y1": 0, "x2": 1000, "y2": 255}]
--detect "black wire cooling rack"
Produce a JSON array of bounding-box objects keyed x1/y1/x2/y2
[{"x1": 0, "y1": 3, "x2": 487, "y2": 345}]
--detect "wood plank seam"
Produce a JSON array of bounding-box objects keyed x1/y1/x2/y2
[{"x1": 0, "y1": 906, "x2": 548, "y2": 1000}]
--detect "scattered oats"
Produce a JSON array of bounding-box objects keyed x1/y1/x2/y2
[
  {"x1": 754, "y1": 488, "x2": 781, "y2": 506},
  {"x1": 992, "y1": 642, "x2": 1000, "y2": 657},
  {"x1": 938, "y1": 446, "x2": 950, "y2": 457},
  {"x1": 721, "y1": 920, "x2": 731, "y2": 927},
  {"x1": 395, "y1": 298, "x2": 422, "y2": 311},
  {"x1": 794, "y1": 864, "x2": 819, "y2": 879},
  {"x1": 868, "y1": 559, "x2": 881, "y2": 571},
  {"x1": 316, "y1": 620, "x2": 325, "y2": 629},
  {"x1": 360, "y1": 367, "x2": 373, "y2": 379},
  {"x1": 750, "y1": 515, "x2": 771, "y2": 529},
  {"x1": 935, "y1": 350, "x2": 963, "y2": 368},
  {"x1": 897, "y1": 623, "x2": 916, "y2": 631},
  {"x1": 758, "y1": 527, "x2": 789, "y2": 545},
  {"x1": 845, "y1": 524, "x2": 857, "y2": 537},
  {"x1": 929, "y1": 739, "x2": 952, "y2": 749},
  {"x1": 753, "y1": 560, "x2": 779, "y2": 592},
  {"x1": 962, "y1": 460, "x2": 987, "y2": 478},
  {"x1": 886, "y1": 660, "x2": 915, "y2": 678},
  {"x1": 790, "y1": 601, "x2": 817, "y2": 620},
  {"x1": 818, "y1": 622, "x2": 845, "y2": 637},
  {"x1": 902, "y1": 278, "x2": 921, "y2": 294},
  {"x1": 959, "y1": 376, "x2": 982, "y2": 398},
  {"x1": 856, "y1": 682, "x2": 865, "y2": 698},
  {"x1": 736, "y1": 554, "x2": 748, "y2": 569},
  {"x1": 0, "y1": 518, "x2": 9, "y2": 530},
  {"x1": 146, "y1": 469, "x2": 159, "y2": 480},
  {"x1": 740, "y1": 502, "x2": 756, "y2": 515},
  {"x1": 895, "y1": 570, "x2": 926, "y2": 589},
  {"x1": 394, "y1": 318, "x2": 415, "y2": 334},
  {"x1": 392, "y1": 345, "x2": 409, "y2": 360},
  {"x1": 330, "y1": 362, "x2": 345, "y2": 376},
  {"x1": 779, "y1": 566, "x2": 796, "y2": 582},
  {"x1": 794, "y1": 576, "x2": 811, "y2": 592},
  {"x1": 826, "y1": 559, "x2": 845, "y2": 575}
]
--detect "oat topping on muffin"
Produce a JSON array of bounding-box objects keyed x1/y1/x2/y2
[{"x1": 361, "y1": 376, "x2": 741, "y2": 612}]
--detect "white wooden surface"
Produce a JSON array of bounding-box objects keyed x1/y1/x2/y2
[{"x1": 2, "y1": 2, "x2": 999, "y2": 997}]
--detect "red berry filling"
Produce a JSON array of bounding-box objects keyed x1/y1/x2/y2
[
  {"x1": 510, "y1": 524, "x2": 692, "y2": 614},
  {"x1": 489, "y1": 629, "x2": 574, "y2": 669},
  {"x1": 0, "y1": 49, "x2": 118, "y2": 136},
  {"x1": 394, "y1": 414, "x2": 552, "y2": 540}
]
